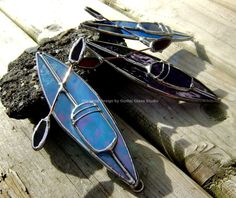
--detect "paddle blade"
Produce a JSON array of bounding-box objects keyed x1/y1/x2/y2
[
  {"x1": 69, "y1": 37, "x2": 86, "y2": 63},
  {"x1": 149, "y1": 37, "x2": 172, "y2": 52},
  {"x1": 32, "y1": 117, "x2": 50, "y2": 150},
  {"x1": 77, "y1": 57, "x2": 101, "y2": 69},
  {"x1": 85, "y1": 7, "x2": 106, "y2": 20}
]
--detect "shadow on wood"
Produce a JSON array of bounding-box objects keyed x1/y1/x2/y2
[
  {"x1": 193, "y1": 41, "x2": 212, "y2": 64},
  {"x1": 89, "y1": 64, "x2": 231, "y2": 186},
  {"x1": 167, "y1": 49, "x2": 207, "y2": 78},
  {"x1": 39, "y1": 116, "x2": 174, "y2": 197}
]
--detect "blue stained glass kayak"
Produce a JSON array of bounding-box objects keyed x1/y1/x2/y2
[
  {"x1": 81, "y1": 20, "x2": 192, "y2": 42},
  {"x1": 36, "y1": 52, "x2": 143, "y2": 191},
  {"x1": 82, "y1": 7, "x2": 192, "y2": 42}
]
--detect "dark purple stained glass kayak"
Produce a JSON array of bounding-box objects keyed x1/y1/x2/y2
[
  {"x1": 75, "y1": 38, "x2": 219, "y2": 103},
  {"x1": 35, "y1": 51, "x2": 144, "y2": 191}
]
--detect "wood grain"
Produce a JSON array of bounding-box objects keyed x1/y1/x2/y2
[
  {"x1": 0, "y1": 103, "x2": 210, "y2": 197},
  {"x1": 0, "y1": 12, "x2": 36, "y2": 78},
  {"x1": 0, "y1": 4, "x2": 211, "y2": 197},
  {"x1": 0, "y1": 168, "x2": 30, "y2": 198},
  {"x1": 99, "y1": 1, "x2": 236, "y2": 196},
  {"x1": 0, "y1": 0, "x2": 130, "y2": 43},
  {"x1": 1, "y1": 0, "x2": 235, "y2": 197}
]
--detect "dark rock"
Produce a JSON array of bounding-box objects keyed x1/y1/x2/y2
[
  {"x1": 0, "y1": 28, "x2": 126, "y2": 119},
  {"x1": 0, "y1": 51, "x2": 45, "y2": 119},
  {"x1": 0, "y1": 28, "x2": 100, "y2": 119}
]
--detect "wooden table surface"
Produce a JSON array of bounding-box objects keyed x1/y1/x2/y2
[{"x1": 0, "y1": 0, "x2": 235, "y2": 197}]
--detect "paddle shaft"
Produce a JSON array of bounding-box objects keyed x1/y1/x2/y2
[
  {"x1": 48, "y1": 63, "x2": 73, "y2": 115},
  {"x1": 32, "y1": 57, "x2": 75, "y2": 150}
]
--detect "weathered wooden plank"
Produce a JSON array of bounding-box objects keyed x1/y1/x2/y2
[
  {"x1": 0, "y1": 0, "x2": 235, "y2": 197},
  {"x1": 0, "y1": 12, "x2": 36, "y2": 77},
  {"x1": 211, "y1": 0, "x2": 236, "y2": 12},
  {"x1": 107, "y1": 90, "x2": 236, "y2": 198},
  {"x1": 0, "y1": 102, "x2": 210, "y2": 197},
  {"x1": 0, "y1": 168, "x2": 30, "y2": 198},
  {"x1": 96, "y1": 1, "x2": 236, "y2": 196},
  {"x1": 0, "y1": 5, "x2": 211, "y2": 197},
  {"x1": 0, "y1": 0, "x2": 129, "y2": 43},
  {"x1": 102, "y1": 0, "x2": 236, "y2": 78},
  {"x1": 0, "y1": 105, "x2": 107, "y2": 198}
]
